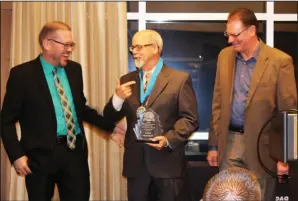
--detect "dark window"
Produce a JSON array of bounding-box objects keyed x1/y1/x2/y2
[
  {"x1": 128, "y1": 21, "x2": 138, "y2": 71},
  {"x1": 127, "y1": 2, "x2": 138, "y2": 12},
  {"x1": 147, "y1": 2, "x2": 265, "y2": 13},
  {"x1": 274, "y1": 22, "x2": 298, "y2": 86},
  {"x1": 274, "y1": 2, "x2": 298, "y2": 14}
]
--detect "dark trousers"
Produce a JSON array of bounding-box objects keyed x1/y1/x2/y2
[
  {"x1": 127, "y1": 165, "x2": 188, "y2": 201},
  {"x1": 288, "y1": 161, "x2": 298, "y2": 200},
  {"x1": 25, "y1": 136, "x2": 90, "y2": 201},
  {"x1": 220, "y1": 131, "x2": 276, "y2": 201}
]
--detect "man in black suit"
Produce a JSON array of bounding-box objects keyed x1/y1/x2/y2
[
  {"x1": 104, "y1": 30, "x2": 198, "y2": 201},
  {"x1": 1, "y1": 21, "x2": 123, "y2": 201}
]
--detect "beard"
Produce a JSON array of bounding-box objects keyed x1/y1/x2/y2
[
  {"x1": 50, "y1": 53, "x2": 69, "y2": 67},
  {"x1": 134, "y1": 58, "x2": 144, "y2": 68},
  {"x1": 60, "y1": 57, "x2": 68, "y2": 67}
]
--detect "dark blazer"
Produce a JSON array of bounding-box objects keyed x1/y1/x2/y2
[
  {"x1": 104, "y1": 65, "x2": 198, "y2": 178},
  {"x1": 1, "y1": 56, "x2": 115, "y2": 165},
  {"x1": 208, "y1": 40, "x2": 297, "y2": 177}
]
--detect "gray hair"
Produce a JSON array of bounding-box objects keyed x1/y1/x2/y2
[{"x1": 133, "y1": 29, "x2": 163, "y2": 54}]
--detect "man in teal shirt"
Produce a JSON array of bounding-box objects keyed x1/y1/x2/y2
[{"x1": 1, "y1": 21, "x2": 123, "y2": 201}]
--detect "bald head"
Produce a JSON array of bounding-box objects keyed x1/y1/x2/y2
[{"x1": 132, "y1": 30, "x2": 163, "y2": 54}]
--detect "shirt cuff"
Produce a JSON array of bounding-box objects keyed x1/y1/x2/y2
[
  {"x1": 112, "y1": 94, "x2": 124, "y2": 111},
  {"x1": 208, "y1": 146, "x2": 218, "y2": 151},
  {"x1": 165, "y1": 138, "x2": 172, "y2": 149}
]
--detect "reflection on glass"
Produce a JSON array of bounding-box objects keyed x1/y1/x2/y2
[{"x1": 146, "y1": 2, "x2": 265, "y2": 13}]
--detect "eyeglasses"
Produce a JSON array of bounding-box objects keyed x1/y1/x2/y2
[
  {"x1": 129, "y1": 44, "x2": 154, "y2": 52},
  {"x1": 47, "y1": 39, "x2": 76, "y2": 49},
  {"x1": 224, "y1": 26, "x2": 251, "y2": 38}
]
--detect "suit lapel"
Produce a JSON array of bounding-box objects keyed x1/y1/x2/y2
[
  {"x1": 147, "y1": 65, "x2": 170, "y2": 107},
  {"x1": 133, "y1": 71, "x2": 141, "y2": 105},
  {"x1": 125, "y1": 70, "x2": 141, "y2": 107},
  {"x1": 34, "y1": 57, "x2": 56, "y2": 115},
  {"x1": 245, "y1": 42, "x2": 269, "y2": 109},
  {"x1": 64, "y1": 64, "x2": 78, "y2": 107}
]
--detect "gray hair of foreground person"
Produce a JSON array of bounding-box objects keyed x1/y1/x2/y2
[{"x1": 202, "y1": 167, "x2": 261, "y2": 201}]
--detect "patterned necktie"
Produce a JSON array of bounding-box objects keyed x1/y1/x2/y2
[
  {"x1": 52, "y1": 68, "x2": 76, "y2": 149},
  {"x1": 144, "y1": 72, "x2": 152, "y2": 92}
]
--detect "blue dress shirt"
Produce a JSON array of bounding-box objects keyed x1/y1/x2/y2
[
  {"x1": 230, "y1": 45, "x2": 261, "y2": 128},
  {"x1": 209, "y1": 44, "x2": 260, "y2": 151}
]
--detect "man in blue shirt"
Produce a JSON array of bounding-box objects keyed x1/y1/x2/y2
[
  {"x1": 104, "y1": 30, "x2": 198, "y2": 201},
  {"x1": 1, "y1": 21, "x2": 124, "y2": 201},
  {"x1": 207, "y1": 8, "x2": 297, "y2": 201}
]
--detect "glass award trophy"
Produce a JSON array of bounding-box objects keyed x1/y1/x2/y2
[{"x1": 134, "y1": 106, "x2": 163, "y2": 143}]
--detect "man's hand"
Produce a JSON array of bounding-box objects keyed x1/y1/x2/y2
[
  {"x1": 146, "y1": 136, "x2": 168, "y2": 150},
  {"x1": 115, "y1": 79, "x2": 136, "y2": 100},
  {"x1": 13, "y1": 156, "x2": 32, "y2": 176},
  {"x1": 110, "y1": 118, "x2": 127, "y2": 148},
  {"x1": 207, "y1": 150, "x2": 218, "y2": 166},
  {"x1": 113, "y1": 124, "x2": 126, "y2": 136},
  {"x1": 277, "y1": 161, "x2": 289, "y2": 183},
  {"x1": 111, "y1": 133, "x2": 124, "y2": 148}
]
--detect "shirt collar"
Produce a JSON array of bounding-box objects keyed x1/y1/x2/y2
[
  {"x1": 40, "y1": 55, "x2": 62, "y2": 75},
  {"x1": 143, "y1": 66, "x2": 156, "y2": 76},
  {"x1": 252, "y1": 41, "x2": 261, "y2": 60},
  {"x1": 236, "y1": 41, "x2": 261, "y2": 61}
]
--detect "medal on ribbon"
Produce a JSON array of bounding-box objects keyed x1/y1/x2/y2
[{"x1": 134, "y1": 58, "x2": 164, "y2": 143}]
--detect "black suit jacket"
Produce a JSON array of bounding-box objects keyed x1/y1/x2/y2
[
  {"x1": 1, "y1": 56, "x2": 115, "y2": 165},
  {"x1": 104, "y1": 65, "x2": 198, "y2": 178}
]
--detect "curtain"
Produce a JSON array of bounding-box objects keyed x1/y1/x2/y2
[
  {"x1": 1, "y1": 3, "x2": 13, "y2": 201},
  {"x1": 2, "y1": 2, "x2": 128, "y2": 200}
]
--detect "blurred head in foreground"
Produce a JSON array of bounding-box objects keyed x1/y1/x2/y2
[{"x1": 203, "y1": 167, "x2": 261, "y2": 201}]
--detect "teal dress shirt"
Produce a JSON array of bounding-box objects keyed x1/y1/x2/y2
[{"x1": 40, "y1": 55, "x2": 81, "y2": 136}]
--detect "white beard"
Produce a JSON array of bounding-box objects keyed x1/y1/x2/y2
[{"x1": 134, "y1": 59, "x2": 144, "y2": 68}]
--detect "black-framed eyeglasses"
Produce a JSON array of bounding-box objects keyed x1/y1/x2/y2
[
  {"x1": 129, "y1": 44, "x2": 154, "y2": 52},
  {"x1": 47, "y1": 39, "x2": 76, "y2": 49},
  {"x1": 224, "y1": 26, "x2": 251, "y2": 38}
]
